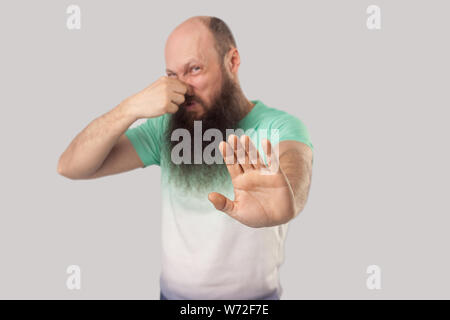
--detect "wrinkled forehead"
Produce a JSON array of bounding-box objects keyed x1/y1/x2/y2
[{"x1": 164, "y1": 24, "x2": 218, "y2": 70}]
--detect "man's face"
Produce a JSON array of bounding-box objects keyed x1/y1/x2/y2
[
  {"x1": 164, "y1": 20, "x2": 224, "y2": 119},
  {"x1": 163, "y1": 21, "x2": 246, "y2": 193}
]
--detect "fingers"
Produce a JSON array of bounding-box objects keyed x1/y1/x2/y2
[
  {"x1": 208, "y1": 192, "x2": 236, "y2": 216},
  {"x1": 170, "y1": 78, "x2": 195, "y2": 98},
  {"x1": 235, "y1": 135, "x2": 253, "y2": 172},
  {"x1": 220, "y1": 138, "x2": 243, "y2": 179},
  {"x1": 169, "y1": 78, "x2": 189, "y2": 95},
  {"x1": 168, "y1": 79, "x2": 195, "y2": 110},
  {"x1": 169, "y1": 91, "x2": 185, "y2": 106},
  {"x1": 240, "y1": 135, "x2": 265, "y2": 170},
  {"x1": 261, "y1": 138, "x2": 280, "y2": 174},
  {"x1": 219, "y1": 134, "x2": 270, "y2": 177},
  {"x1": 166, "y1": 102, "x2": 179, "y2": 114},
  {"x1": 261, "y1": 138, "x2": 271, "y2": 165}
]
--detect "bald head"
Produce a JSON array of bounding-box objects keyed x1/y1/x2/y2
[
  {"x1": 175, "y1": 15, "x2": 210, "y2": 29},
  {"x1": 165, "y1": 16, "x2": 237, "y2": 70}
]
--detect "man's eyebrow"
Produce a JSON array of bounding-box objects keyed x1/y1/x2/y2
[{"x1": 166, "y1": 59, "x2": 202, "y2": 74}]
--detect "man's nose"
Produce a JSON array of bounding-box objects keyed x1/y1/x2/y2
[
  {"x1": 185, "y1": 84, "x2": 194, "y2": 96},
  {"x1": 179, "y1": 77, "x2": 194, "y2": 96},
  {"x1": 181, "y1": 80, "x2": 194, "y2": 96}
]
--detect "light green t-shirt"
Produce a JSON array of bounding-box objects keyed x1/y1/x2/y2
[{"x1": 125, "y1": 99, "x2": 313, "y2": 299}]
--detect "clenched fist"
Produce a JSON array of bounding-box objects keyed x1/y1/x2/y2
[{"x1": 121, "y1": 76, "x2": 191, "y2": 119}]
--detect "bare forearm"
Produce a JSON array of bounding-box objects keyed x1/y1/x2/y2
[
  {"x1": 279, "y1": 147, "x2": 313, "y2": 218},
  {"x1": 57, "y1": 102, "x2": 136, "y2": 179},
  {"x1": 289, "y1": 164, "x2": 312, "y2": 217},
  {"x1": 57, "y1": 77, "x2": 190, "y2": 179}
]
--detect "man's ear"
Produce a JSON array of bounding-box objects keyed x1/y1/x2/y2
[{"x1": 226, "y1": 47, "x2": 240, "y2": 75}]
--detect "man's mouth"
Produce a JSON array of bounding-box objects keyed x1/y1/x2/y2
[{"x1": 185, "y1": 100, "x2": 198, "y2": 110}]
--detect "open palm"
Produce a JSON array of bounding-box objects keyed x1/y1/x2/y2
[{"x1": 208, "y1": 135, "x2": 295, "y2": 228}]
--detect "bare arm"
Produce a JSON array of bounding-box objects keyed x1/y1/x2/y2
[
  {"x1": 57, "y1": 76, "x2": 189, "y2": 180},
  {"x1": 277, "y1": 140, "x2": 313, "y2": 217},
  {"x1": 57, "y1": 103, "x2": 141, "y2": 179}
]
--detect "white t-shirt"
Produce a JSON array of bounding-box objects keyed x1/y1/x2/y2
[{"x1": 125, "y1": 99, "x2": 314, "y2": 299}]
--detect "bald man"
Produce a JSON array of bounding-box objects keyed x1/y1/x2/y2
[{"x1": 57, "y1": 16, "x2": 314, "y2": 300}]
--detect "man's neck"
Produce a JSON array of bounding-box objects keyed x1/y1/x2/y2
[
  {"x1": 237, "y1": 96, "x2": 255, "y2": 121},
  {"x1": 247, "y1": 99, "x2": 255, "y2": 112}
]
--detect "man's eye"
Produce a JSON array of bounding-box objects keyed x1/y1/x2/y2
[{"x1": 191, "y1": 66, "x2": 201, "y2": 72}]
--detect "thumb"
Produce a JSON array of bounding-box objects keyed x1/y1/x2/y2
[{"x1": 208, "y1": 192, "x2": 235, "y2": 216}]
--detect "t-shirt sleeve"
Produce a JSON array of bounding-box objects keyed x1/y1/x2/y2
[
  {"x1": 272, "y1": 113, "x2": 314, "y2": 151},
  {"x1": 124, "y1": 116, "x2": 165, "y2": 167}
]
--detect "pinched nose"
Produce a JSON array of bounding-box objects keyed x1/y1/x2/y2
[{"x1": 185, "y1": 84, "x2": 195, "y2": 96}]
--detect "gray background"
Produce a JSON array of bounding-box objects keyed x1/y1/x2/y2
[{"x1": 0, "y1": 0, "x2": 449, "y2": 299}]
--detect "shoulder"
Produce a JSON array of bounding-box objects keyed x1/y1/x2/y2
[
  {"x1": 259, "y1": 101, "x2": 313, "y2": 150},
  {"x1": 136, "y1": 113, "x2": 170, "y2": 137},
  {"x1": 256, "y1": 101, "x2": 306, "y2": 126},
  {"x1": 260, "y1": 101, "x2": 309, "y2": 132}
]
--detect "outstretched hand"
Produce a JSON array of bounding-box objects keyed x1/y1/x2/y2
[{"x1": 208, "y1": 135, "x2": 295, "y2": 228}]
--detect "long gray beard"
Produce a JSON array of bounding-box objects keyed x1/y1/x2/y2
[{"x1": 162, "y1": 75, "x2": 246, "y2": 195}]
